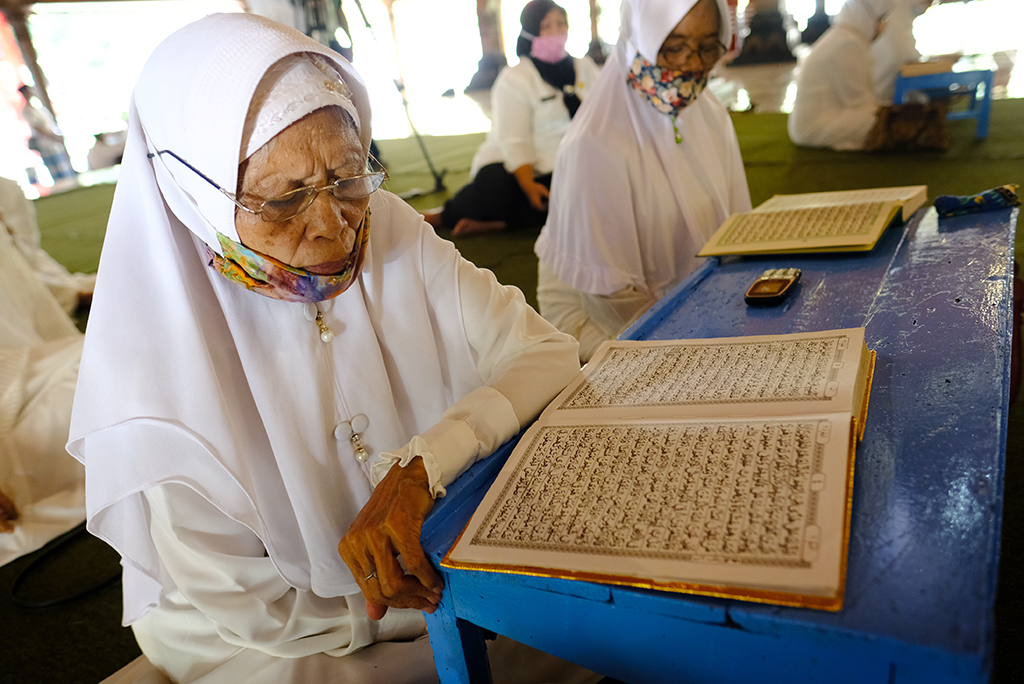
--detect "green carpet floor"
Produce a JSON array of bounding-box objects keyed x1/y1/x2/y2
[{"x1": 6, "y1": 98, "x2": 1023, "y2": 683}]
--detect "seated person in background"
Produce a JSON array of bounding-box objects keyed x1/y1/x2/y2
[
  {"x1": 0, "y1": 176, "x2": 95, "y2": 313},
  {"x1": 0, "y1": 488, "x2": 17, "y2": 533},
  {"x1": 68, "y1": 13, "x2": 596, "y2": 684},
  {"x1": 0, "y1": 203, "x2": 85, "y2": 553},
  {"x1": 788, "y1": 0, "x2": 890, "y2": 150},
  {"x1": 424, "y1": 0, "x2": 600, "y2": 237},
  {"x1": 871, "y1": 0, "x2": 935, "y2": 102},
  {"x1": 534, "y1": 0, "x2": 751, "y2": 363}
]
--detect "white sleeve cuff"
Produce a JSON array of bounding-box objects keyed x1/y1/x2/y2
[{"x1": 369, "y1": 386, "x2": 521, "y2": 499}]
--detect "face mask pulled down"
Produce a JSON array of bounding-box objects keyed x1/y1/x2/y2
[{"x1": 208, "y1": 211, "x2": 370, "y2": 303}]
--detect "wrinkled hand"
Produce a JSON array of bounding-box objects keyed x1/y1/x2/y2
[
  {"x1": 522, "y1": 180, "x2": 550, "y2": 212},
  {"x1": 339, "y1": 456, "x2": 443, "y2": 620},
  {"x1": 0, "y1": 487, "x2": 18, "y2": 533}
]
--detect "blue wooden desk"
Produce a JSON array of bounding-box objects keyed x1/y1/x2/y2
[
  {"x1": 421, "y1": 207, "x2": 1017, "y2": 684},
  {"x1": 892, "y1": 68, "x2": 994, "y2": 139}
]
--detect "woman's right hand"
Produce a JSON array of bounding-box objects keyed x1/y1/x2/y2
[
  {"x1": 0, "y1": 487, "x2": 18, "y2": 533},
  {"x1": 513, "y1": 164, "x2": 550, "y2": 211},
  {"x1": 523, "y1": 180, "x2": 550, "y2": 211},
  {"x1": 338, "y1": 456, "x2": 443, "y2": 619}
]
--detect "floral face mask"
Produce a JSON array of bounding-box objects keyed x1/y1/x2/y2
[
  {"x1": 207, "y1": 211, "x2": 370, "y2": 303},
  {"x1": 627, "y1": 53, "x2": 709, "y2": 143}
]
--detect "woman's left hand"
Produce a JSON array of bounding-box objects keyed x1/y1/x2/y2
[{"x1": 338, "y1": 456, "x2": 444, "y2": 619}]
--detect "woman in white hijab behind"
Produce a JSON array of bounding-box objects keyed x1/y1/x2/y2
[
  {"x1": 871, "y1": 0, "x2": 935, "y2": 102},
  {"x1": 534, "y1": 0, "x2": 751, "y2": 363},
  {"x1": 788, "y1": 0, "x2": 892, "y2": 150},
  {"x1": 66, "y1": 13, "x2": 593, "y2": 684}
]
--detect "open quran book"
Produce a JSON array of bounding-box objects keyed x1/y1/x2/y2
[
  {"x1": 443, "y1": 328, "x2": 875, "y2": 611},
  {"x1": 697, "y1": 185, "x2": 927, "y2": 256}
]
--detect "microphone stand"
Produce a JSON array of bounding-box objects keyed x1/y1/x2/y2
[
  {"x1": 394, "y1": 78, "x2": 447, "y2": 198},
  {"x1": 348, "y1": 0, "x2": 447, "y2": 198}
]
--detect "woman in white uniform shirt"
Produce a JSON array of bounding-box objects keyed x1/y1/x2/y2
[
  {"x1": 535, "y1": 0, "x2": 751, "y2": 362},
  {"x1": 66, "y1": 13, "x2": 591, "y2": 684},
  {"x1": 425, "y1": 0, "x2": 600, "y2": 236}
]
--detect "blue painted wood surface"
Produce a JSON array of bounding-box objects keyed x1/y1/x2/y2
[
  {"x1": 423, "y1": 207, "x2": 1017, "y2": 683},
  {"x1": 892, "y1": 69, "x2": 994, "y2": 139}
]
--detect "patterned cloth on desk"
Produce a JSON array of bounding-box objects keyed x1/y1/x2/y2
[{"x1": 934, "y1": 184, "x2": 1021, "y2": 218}]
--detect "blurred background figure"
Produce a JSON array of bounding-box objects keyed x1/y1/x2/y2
[
  {"x1": 424, "y1": 0, "x2": 601, "y2": 237},
  {"x1": 86, "y1": 130, "x2": 127, "y2": 170},
  {"x1": 0, "y1": 176, "x2": 95, "y2": 314},
  {"x1": 18, "y1": 84, "x2": 77, "y2": 189},
  {"x1": 0, "y1": 186, "x2": 85, "y2": 561},
  {"x1": 871, "y1": 0, "x2": 935, "y2": 102},
  {"x1": 787, "y1": 0, "x2": 890, "y2": 150}
]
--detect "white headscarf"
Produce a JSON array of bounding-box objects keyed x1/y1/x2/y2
[
  {"x1": 535, "y1": 0, "x2": 750, "y2": 298},
  {"x1": 67, "y1": 13, "x2": 484, "y2": 624},
  {"x1": 835, "y1": 0, "x2": 894, "y2": 42}
]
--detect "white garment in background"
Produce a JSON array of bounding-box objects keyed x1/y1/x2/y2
[
  {"x1": 788, "y1": 0, "x2": 891, "y2": 150},
  {"x1": 66, "y1": 13, "x2": 583, "y2": 683},
  {"x1": 0, "y1": 176, "x2": 95, "y2": 314},
  {"x1": 470, "y1": 56, "x2": 601, "y2": 178},
  {"x1": 0, "y1": 212, "x2": 85, "y2": 567},
  {"x1": 534, "y1": 0, "x2": 750, "y2": 360},
  {"x1": 872, "y1": 0, "x2": 929, "y2": 102}
]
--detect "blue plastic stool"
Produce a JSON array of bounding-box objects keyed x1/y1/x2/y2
[{"x1": 892, "y1": 69, "x2": 994, "y2": 139}]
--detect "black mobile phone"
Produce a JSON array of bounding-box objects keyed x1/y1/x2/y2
[{"x1": 744, "y1": 268, "x2": 801, "y2": 307}]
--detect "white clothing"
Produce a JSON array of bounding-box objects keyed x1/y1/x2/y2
[
  {"x1": 872, "y1": 0, "x2": 927, "y2": 102},
  {"x1": 534, "y1": 0, "x2": 750, "y2": 359},
  {"x1": 0, "y1": 211, "x2": 85, "y2": 566},
  {"x1": 0, "y1": 176, "x2": 94, "y2": 314},
  {"x1": 470, "y1": 56, "x2": 601, "y2": 178},
  {"x1": 66, "y1": 13, "x2": 581, "y2": 683},
  {"x1": 788, "y1": 0, "x2": 889, "y2": 151}
]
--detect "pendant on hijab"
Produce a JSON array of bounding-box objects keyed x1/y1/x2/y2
[
  {"x1": 626, "y1": 53, "x2": 709, "y2": 143},
  {"x1": 304, "y1": 302, "x2": 335, "y2": 343},
  {"x1": 335, "y1": 414, "x2": 370, "y2": 462}
]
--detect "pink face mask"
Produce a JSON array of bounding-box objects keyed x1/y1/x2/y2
[{"x1": 527, "y1": 32, "x2": 569, "y2": 64}]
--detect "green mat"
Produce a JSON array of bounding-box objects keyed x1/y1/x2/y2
[{"x1": 16, "y1": 98, "x2": 1024, "y2": 683}]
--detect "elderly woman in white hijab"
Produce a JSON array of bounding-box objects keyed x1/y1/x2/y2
[
  {"x1": 787, "y1": 0, "x2": 892, "y2": 150},
  {"x1": 67, "y1": 13, "x2": 591, "y2": 684},
  {"x1": 534, "y1": 0, "x2": 751, "y2": 363}
]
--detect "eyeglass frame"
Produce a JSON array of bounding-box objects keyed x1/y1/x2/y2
[
  {"x1": 147, "y1": 148, "x2": 388, "y2": 223},
  {"x1": 657, "y1": 37, "x2": 728, "y2": 69}
]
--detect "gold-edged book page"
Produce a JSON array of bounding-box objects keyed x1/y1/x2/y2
[
  {"x1": 856, "y1": 350, "x2": 876, "y2": 442},
  {"x1": 442, "y1": 328, "x2": 873, "y2": 611},
  {"x1": 442, "y1": 413, "x2": 857, "y2": 611}
]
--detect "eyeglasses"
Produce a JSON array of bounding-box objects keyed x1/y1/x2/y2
[
  {"x1": 658, "y1": 38, "x2": 728, "y2": 69},
  {"x1": 148, "y1": 149, "x2": 388, "y2": 222}
]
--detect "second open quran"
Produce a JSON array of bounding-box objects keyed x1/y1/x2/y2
[{"x1": 443, "y1": 328, "x2": 874, "y2": 611}]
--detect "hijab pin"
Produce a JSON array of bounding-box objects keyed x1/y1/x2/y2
[
  {"x1": 335, "y1": 414, "x2": 370, "y2": 462},
  {"x1": 304, "y1": 302, "x2": 335, "y2": 343}
]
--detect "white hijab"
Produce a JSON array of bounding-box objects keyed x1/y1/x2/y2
[
  {"x1": 68, "y1": 13, "x2": 483, "y2": 624},
  {"x1": 534, "y1": 0, "x2": 751, "y2": 298},
  {"x1": 835, "y1": 0, "x2": 893, "y2": 42}
]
